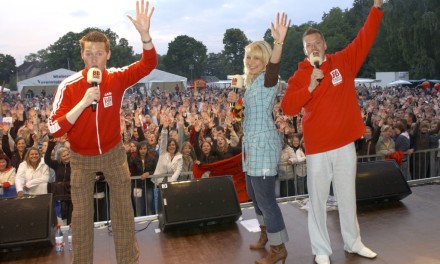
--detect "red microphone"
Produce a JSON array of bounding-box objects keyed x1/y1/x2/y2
[{"x1": 86, "y1": 67, "x2": 102, "y2": 112}]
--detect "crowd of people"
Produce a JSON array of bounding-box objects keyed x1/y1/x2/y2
[
  {"x1": 1, "y1": 59, "x2": 440, "y2": 211},
  {"x1": 2, "y1": 1, "x2": 440, "y2": 263}
]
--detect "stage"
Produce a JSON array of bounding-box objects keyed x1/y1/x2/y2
[{"x1": 1, "y1": 182, "x2": 440, "y2": 264}]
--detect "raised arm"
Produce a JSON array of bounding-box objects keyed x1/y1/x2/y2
[{"x1": 127, "y1": 0, "x2": 155, "y2": 51}]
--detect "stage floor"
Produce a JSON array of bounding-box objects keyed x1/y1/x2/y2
[{"x1": 1, "y1": 183, "x2": 440, "y2": 264}]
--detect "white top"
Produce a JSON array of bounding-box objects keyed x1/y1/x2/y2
[
  {"x1": 15, "y1": 159, "x2": 51, "y2": 195},
  {"x1": 152, "y1": 128, "x2": 183, "y2": 185}
]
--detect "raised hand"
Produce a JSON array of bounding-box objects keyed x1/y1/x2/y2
[
  {"x1": 271, "y1": 12, "x2": 291, "y2": 44},
  {"x1": 127, "y1": 0, "x2": 155, "y2": 40}
]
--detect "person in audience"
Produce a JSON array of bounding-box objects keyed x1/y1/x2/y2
[
  {"x1": 294, "y1": 136, "x2": 308, "y2": 195},
  {"x1": 126, "y1": 140, "x2": 138, "y2": 175},
  {"x1": 411, "y1": 121, "x2": 438, "y2": 179},
  {"x1": 2, "y1": 123, "x2": 27, "y2": 170},
  {"x1": 278, "y1": 136, "x2": 297, "y2": 197},
  {"x1": 393, "y1": 121, "x2": 411, "y2": 180},
  {"x1": 376, "y1": 125, "x2": 396, "y2": 158},
  {"x1": 146, "y1": 132, "x2": 159, "y2": 155},
  {"x1": 193, "y1": 119, "x2": 218, "y2": 164},
  {"x1": 212, "y1": 134, "x2": 241, "y2": 161},
  {"x1": 15, "y1": 147, "x2": 51, "y2": 196},
  {"x1": 152, "y1": 117, "x2": 183, "y2": 184},
  {"x1": 0, "y1": 153, "x2": 16, "y2": 197},
  {"x1": 130, "y1": 140, "x2": 158, "y2": 216},
  {"x1": 180, "y1": 141, "x2": 196, "y2": 180},
  {"x1": 45, "y1": 137, "x2": 72, "y2": 225},
  {"x1": 281, "y1": 1, "x2": 383, "y2": 263},
  {"x1": 228, "y1": 12, "x2": 290, "y2": 264},
  {"x1": 151, "y1": 117, "x2": 183, "y2": 210}
]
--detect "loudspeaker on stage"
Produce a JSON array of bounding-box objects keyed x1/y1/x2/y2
[
  {"x1": 356, "y1": 160, "x2": 412, "y2": 204},
  {"x1": 0, "y1": 194, "x2": 56, "y2": 250},
  {"x1": 157, "y1": 176, "x2": 242, "y2": 232}
]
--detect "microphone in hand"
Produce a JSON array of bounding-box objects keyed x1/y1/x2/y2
[
  {"x1": 86, "y1": 67, "x2": 102, "y2": 112},
  {"x1": 309, "y1": 53, "x2": 323, "y2": 83}
]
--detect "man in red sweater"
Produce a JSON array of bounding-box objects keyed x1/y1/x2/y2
[
  {"x1": 48, "y1": 1, "x2": 157, "y2": 263},
  {"x1": 281, "y1": 1, "x2": 383, "y2": 264}
]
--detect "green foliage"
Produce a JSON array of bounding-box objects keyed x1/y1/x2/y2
[
  {"x1": 0, "y1": 54, "x2": 16, "y2": 84},
  {"x1": 221, "y1": 28, "x2": 251, "y2": 75},
  {"x1": 23, "y1": 28, "x2": 137, "y2": 72},
  {"x1": 205, "y1": 53, "x2": 227, "y2": 79},
  {"x1": 163, "y1": 35, "x2": 207, "y2": 81}
]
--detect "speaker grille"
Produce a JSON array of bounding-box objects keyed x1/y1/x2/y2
[
  {"x1": 0, "y1": 194, "x2": 55, "y2": 247},
  {"x1": 158, "y1": 177, "x2": 242, "y2": 231}
]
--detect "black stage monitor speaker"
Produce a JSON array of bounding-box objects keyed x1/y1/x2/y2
[
  {"x1": 0, "y1": 194, "x2": 56, "y2": 249},
  {"x1": 158, "y1": 176, "x2": 242, "y2": 232},
  {"x1": 356, "y1": 160, "x2": 412, "y2": 204}
]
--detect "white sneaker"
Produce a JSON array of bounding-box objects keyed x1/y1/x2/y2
[
  {"x1": 315, "y1": 255, "x2": 330, "y2": 264},
  {"x1": 347, "y1": 246, "x2": 377, "y2": 259}
]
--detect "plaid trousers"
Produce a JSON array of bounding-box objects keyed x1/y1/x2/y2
[{"x1": 70, "y1": 142, "x2": 139, "y2": 264}]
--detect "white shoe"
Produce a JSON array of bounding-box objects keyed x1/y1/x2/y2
[
  {"x1": 315, "y1": 255, "x2": 330, "y2": 264},
  {"x1": 347, "y1": 246, "x2": 377, "y2": 259}
]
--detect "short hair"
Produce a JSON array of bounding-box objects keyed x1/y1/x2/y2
[
  {"x1": 80, "y1": 31, "x2": 110, "y2": 53},
  {"x1": 214, "y1": 125, "x2": 225, "y2": 133},
  {"x1": 393, "y1": 122, "x2": 405, "y2": 132},
  {"x1": 56, "y1": 147, "x2": 70, "y2": 163},
  {"x1": 302, "y1": 27, "x2": 326, "y2": 44}
]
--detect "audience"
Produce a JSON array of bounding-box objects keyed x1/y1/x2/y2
[{"x1": 1, "y1": 80, "x2": 440, "y2": 219}]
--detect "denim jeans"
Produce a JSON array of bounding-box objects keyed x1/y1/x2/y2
[{"x1": 246, "y1": 174, "x2": 289, "y2": 245}]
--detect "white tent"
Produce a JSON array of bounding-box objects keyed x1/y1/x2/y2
[
  {"x1": 136, "y1": 69, "x2": 187, "y2": 94},
  {"x1": 17, "y1": 68, "x2": 76, "y2": 97},
  {"x1": 17, "y1": 68, "x2": 187, "y2": 98},
  {"x1": 388, "y1": 80, "x2": 412, "y2": 86}
]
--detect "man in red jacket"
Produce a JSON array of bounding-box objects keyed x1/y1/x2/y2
[
  {"x1": 48, "y1": 1, "x2": 157, "y2": 263},
  {"x1": 281, "y1": 1, "x2": 383, "y2": 264}
]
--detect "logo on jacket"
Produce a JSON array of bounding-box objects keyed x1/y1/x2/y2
[
  {"x1": 103, "y1": 93, "x2": 113, "y2": 108},
  {"x1": 331, "y1": 69, "x2": 343, "y2": 86}
]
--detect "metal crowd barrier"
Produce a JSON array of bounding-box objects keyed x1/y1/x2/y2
[
  {"x1": 357, "y1": 148, "x2": 440, "y2": 181},
  {"x1": 92, "y1": 148, "x2": 440, "y2": 224}
]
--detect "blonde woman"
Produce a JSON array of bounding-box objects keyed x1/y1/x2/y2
[
  {"x1": 228, "y1": 12, "x2": 290, "y2": 264},
  {"x1": 15, "y1": 147, "x2": 51, "y2": 197}
]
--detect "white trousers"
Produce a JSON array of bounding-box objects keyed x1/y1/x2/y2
[{"x1": 306, "y1": 143, "x2": 365, "y2": 256}]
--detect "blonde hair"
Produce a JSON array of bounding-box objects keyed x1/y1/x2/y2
[
  {"x1": 381, "y1": 125, "x2": 392, "y2": 133},
  {"x1": 24, "y1": 147, "x2": 42, "y2": 169},
  {"x1": 243, "y1": 41, "x2": 272, "y2": 86}
]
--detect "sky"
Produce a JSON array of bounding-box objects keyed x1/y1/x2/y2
[{"x1": 0, "y1": 0, "x2": 355, "y2": 65}]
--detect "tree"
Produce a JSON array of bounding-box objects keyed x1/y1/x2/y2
[
  {"x1": 205, "y1": 52, "x2": 226, "y2": 79},
  {"x1": 163, "y1": 35, "x2": 207, "y2": 81},
  {"x1": 23, "y1": 28, "x2": 138, "y2": 72},
  {"x1": 221, "y1": 29, "x2": 251, "y2": 75},
  {"x1": 0, "y1": 54, "x2": 16, "y2": 84},
  {"x1": 44, "y1": 31, "x2": 80, "y2": 71},
  {"x1": 109, "y1": 38, "x2": 136, "y2": 68}
]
